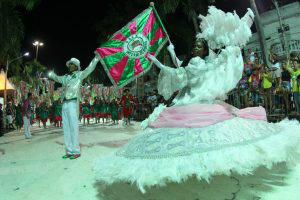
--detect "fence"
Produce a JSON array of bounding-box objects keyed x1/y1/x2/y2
[
  {"x1": 226, "y1": 89, "x2": 299, "y2": 122},
  {"x1": 128, "y1": 90, "x2": 300, "y2": 122}
]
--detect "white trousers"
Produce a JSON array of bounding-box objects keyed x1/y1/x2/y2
[
  {"x1": 23, "y1": 116, "x2": 31, "y2": 138},
  {"x1": 62, "y1": 100, "x2": 80, "y2": 155}
]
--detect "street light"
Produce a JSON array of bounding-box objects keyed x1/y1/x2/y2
[
  {"x1": 3, "y1": 52, "x2": 30, "y2": 128},
  {"x1": 33, "y1": 41, "x2": 44, "y2": 61}
]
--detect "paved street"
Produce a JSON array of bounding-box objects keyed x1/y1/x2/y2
[{"x1": 1, "y1": 121, "x2": 300, "y2": 200}]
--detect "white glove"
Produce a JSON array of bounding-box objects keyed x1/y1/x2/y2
[
  {"x1": 148, "y1": 54, "x2": 170, "y2": 71},
  {"x1": 94, "y1": 51, "x2": 101, "y2": 61},
  {"x1": 166, "y1": 43, "x2": 182, "y2": 67},
  {"x1": 167, "y1": 43, "x2": 175, "y2": 53}
]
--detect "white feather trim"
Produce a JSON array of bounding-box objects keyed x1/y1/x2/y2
[
  {"x1": 93, "y1": 118, "x2": 300, "y2": 193},
  {"x1": 140, "y1": 104, "x2": 167, "y2": 130},
  {"x1": 198, "y1": 6, "x2": 254, "y2": 49}
]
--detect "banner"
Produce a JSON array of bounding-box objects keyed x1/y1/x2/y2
[{"x1": 96, "y1": 5, "x2": 168, "y2": 88}]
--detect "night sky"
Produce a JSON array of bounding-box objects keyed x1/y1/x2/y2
[
  {"x1": 20, "y1": 0, "x2": 104, "y2": 75},
  {"x1": 19, "y1": 0, "x2": 297, "y2": 75}
]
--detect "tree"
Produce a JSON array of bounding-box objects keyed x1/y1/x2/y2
[
  {"x1": 158, "y1": 0, "x2": 214, "y2": 57},
  {"x1": 160, "y1": 0, "x2": 205, "y2": 33},
  {"x1": 10, "y1": 60, "x2": 46, "y2": 89},
  {"x1": 0, "y1": 0, "x2": 40, "y2": 71},
  {"x1": 94, "y1": 0, "x2": 214, "y2": 48}
]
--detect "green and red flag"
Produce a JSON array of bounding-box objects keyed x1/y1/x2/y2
[{"x1": 96, "y1": 5, "x2": 168, "y2": 88}]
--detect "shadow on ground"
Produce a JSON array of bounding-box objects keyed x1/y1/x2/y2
[{"x1": 94, "y1": 163, "x2": 290, "y2": 200}]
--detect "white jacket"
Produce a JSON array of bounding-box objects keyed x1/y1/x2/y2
[{"x1": 49, "y1": 56, "x2": 99, "y2": 100}]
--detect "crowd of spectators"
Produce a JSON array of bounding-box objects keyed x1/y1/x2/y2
[
  {"x1": 132, "y1": 49, "x2": 300, "y2": 122},
  {"x1": 227, "y1": 49, "x2": 300, "y2": 121},
  {"x1": 1, "y1": 50, "x2": 299, "y2": 134},
  {"x1": 132, "y1": 90, "x2": 162, "y2": 121}
]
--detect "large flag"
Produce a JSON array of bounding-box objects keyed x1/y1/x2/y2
[{"x1": 96, "y1": 5, "x2": 168, "y2": 88}]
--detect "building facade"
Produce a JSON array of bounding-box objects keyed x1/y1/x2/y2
[{"x1": 245, "y1": 1, "x2": 300, "y2": 60}]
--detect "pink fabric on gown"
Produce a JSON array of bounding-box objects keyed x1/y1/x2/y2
[{"x1": 149, "y1": 104, "x2": 267, "y2": 128}]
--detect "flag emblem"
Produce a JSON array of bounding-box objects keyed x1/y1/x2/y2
[{"x1": 123, "y1": 33, "x2": 149, "y2": 58}]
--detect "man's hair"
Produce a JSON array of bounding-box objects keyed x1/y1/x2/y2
[
  {"x1": 290, "y1": 52, "x2": 297, "y2": 58},
  {"x1": 124, "y1": 88, "x2": 129, "y2": 92},
  {"x1": 28, "y1": 93, "x2": 32, "y2": 98},
  {"x1": 291, "y1": 53, "x2": 300, "y2": 63}
]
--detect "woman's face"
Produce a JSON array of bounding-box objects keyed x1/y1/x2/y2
[
  {"x1": 192, "y1": 40, "x2": 207, "y2": 58},
  {"x1": 293, "y1": 62, "x2": 299, "y2": 70}
]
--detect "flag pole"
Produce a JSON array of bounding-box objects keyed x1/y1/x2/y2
[
  {"x1": 150, "y1": 2, "x2": 171, "y2": 44},
  {"x1": 150, "y1": 2, "x2": 180, "y2": 68}
]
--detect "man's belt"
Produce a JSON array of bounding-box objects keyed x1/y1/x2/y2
[{"x1": 63, "y1": 98, "x2": 77, "y2": 102}]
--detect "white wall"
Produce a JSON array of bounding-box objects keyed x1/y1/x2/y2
[{"x1": 245, "y1": 2, "x2": 300, "y2": 59}]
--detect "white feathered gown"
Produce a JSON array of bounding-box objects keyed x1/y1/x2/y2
[{"x1": 93, "y1": 6, "x2": 300, "y2": 193}]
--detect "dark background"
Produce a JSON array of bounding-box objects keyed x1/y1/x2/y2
[{"x1": 20, "y1": 0, "x2": 298, "y2": 75}]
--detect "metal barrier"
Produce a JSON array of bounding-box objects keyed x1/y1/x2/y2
[
  {"x1": 129, "y1": 92, "x2": 300, "y2": 123},
  {"x1": 133, "y1": 103, "x2": 153, "y2": 121},
  {"x1": 226, "y1": 89, "x2": 299, "y2": 122}
]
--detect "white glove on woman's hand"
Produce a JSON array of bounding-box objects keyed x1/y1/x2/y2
[
  {"x1": 148, "y1": 54, "x2": 170, "y2": 71},
  {"x1": 94, "y1": 51, "x2": 101, "y2": 61},
  {"x1": 167, "y1": 43, "x2": 175, "y2": 53},
  {"x1": 166, "y1": 43, "x2": 182, "y2": 67}
]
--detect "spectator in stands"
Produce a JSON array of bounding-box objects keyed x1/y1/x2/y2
[
  {"x1": 244, "y1": 59, "x2": 253, "y2": 77},
  {"x1": 269, "y1": 49, "x2": 282, "y2": 87},
  {"x1": 249, "y1": 60, "x2": 261, "y2": 106},
  {"x1": 261, "y1": 67, "x2": 273, "y2": 114},
  {"x1": 239, "y1": 69, "x2": 249, "y2": 108},
  {"x1": 248, "y1": 49, "x2": 256, "y2": 63},
  {"x1": 284, "y1": 58, "x2": 300, "y2": 119},
  {"x1": 0, "y1": 103, "x2": 3, "y2": 137},
  {"x1": 281, "y1": 60, "x2": 292, "y2": 115}
]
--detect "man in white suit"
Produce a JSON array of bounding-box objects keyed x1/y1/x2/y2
[{"x1": 49, "y1": 54, "x2": 100, "y2": 159}]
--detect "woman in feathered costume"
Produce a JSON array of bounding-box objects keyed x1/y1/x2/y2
[{"x1": 94, "y1": 6, "x2": 300, "y2": 193}]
